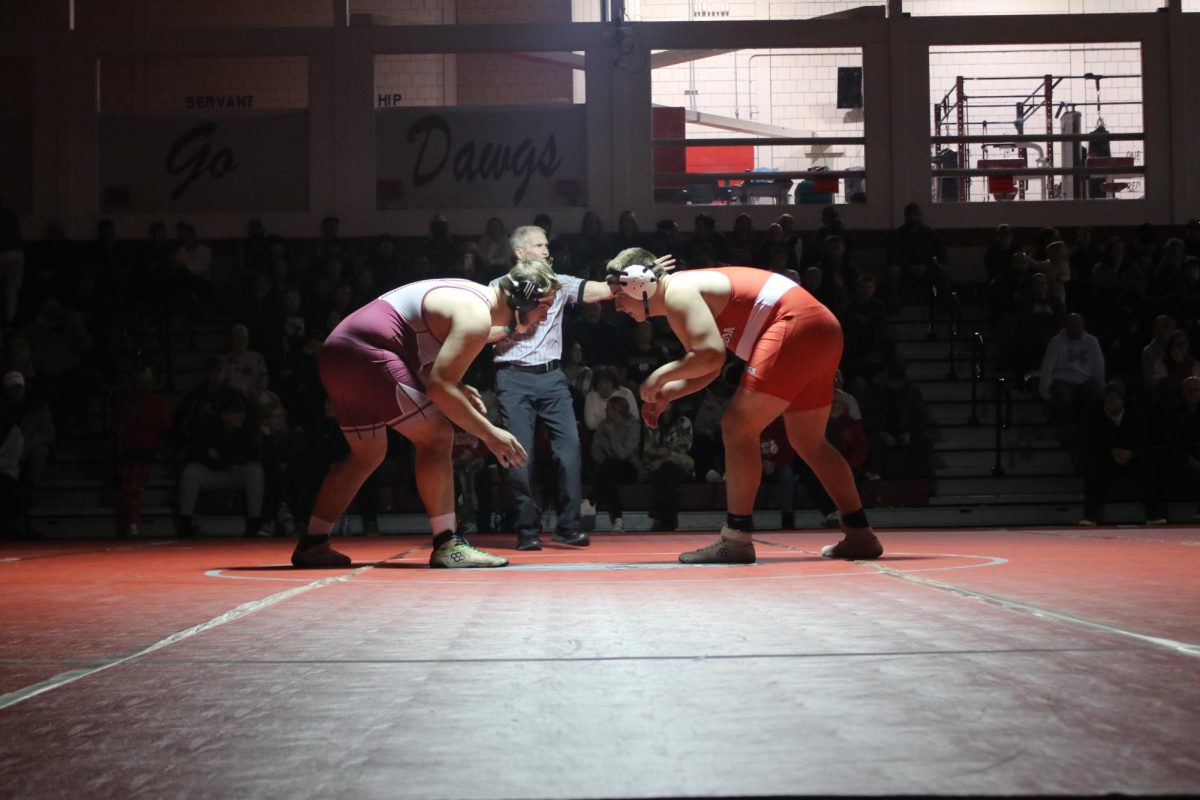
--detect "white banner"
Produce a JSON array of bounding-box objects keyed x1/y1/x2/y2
[
  {"x1": 99, "y1": 112, "x2": 309, "y2": 212},
  {"x1": 0, "y1": 113, "x2": 33, "y2": 212},
  {"x1": 375, "y1": 105, "x2": 587, "y2": 209}
]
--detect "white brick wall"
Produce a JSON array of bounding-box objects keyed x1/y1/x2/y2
[
  {"x1": 77, "y1": 0, "x2": 333, "y2": 29},
  {"x1": 929, "y1": 43, "x2": 1144, "y2": 200},
  {"x1": 630, "y1": 0, "x2": 1166, "y2": 18},
  {"x1": 375, "y1": 55, "x2": 448, "y2": 106},
  {"x1": 100, "y1": 57, "x2": 310, "y2": 112},
  {"x1": 907, "y1": 0, "x2": 1163, "y2": 14},
  {"x1": 375, "y1": 53, "x2": 576, "y2": 107}
]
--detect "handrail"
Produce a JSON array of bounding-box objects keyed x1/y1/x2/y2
[
  {"x1": 969, "y1": 331, "x2": 986, "y2": 426},
  {"x1": 932, "y1": 132, "x2": 1143, "y2": 145},
  {"x1": 926, "y1": 280, "x2": 939, "y2": 341},
  {"x1": 945, "y1": 291, "x2": 962, "y2": 380},
  {"x1": 992, "y1": 377, "x2": 1013, "y2": 477},
  {"x1": 653, "y1": 169, "x2": 866, "y2": 181}
]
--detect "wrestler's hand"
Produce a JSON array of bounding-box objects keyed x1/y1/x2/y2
[
  {"x1": 462, "y1": 384, "x2": 488, "y2": 416},
  {"x1": 640, "y1": 375, "x2": 665, "y2": 404},
  {"x1": 642, "y1": 400, "x2": 666, "y2": 429},
  {"x1": 487, "y1": 429, "x2": 528, "y2": 470},
  {"x1": 653, "y1": 253, "x2": 677, "y2": 273}
]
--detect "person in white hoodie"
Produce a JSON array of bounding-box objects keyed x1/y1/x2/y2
[{"x1": 1038, "y1": 313, "x2": 1106, "y2": 423}]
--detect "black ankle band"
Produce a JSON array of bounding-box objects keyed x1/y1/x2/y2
[
  {"x1": 432, "y1": 530, "x2": 456, "y2": 548},
  {"x1": 300, "y1": 533, "x2": 329, "y2": 548},
  {"x1": 842, "y1": 508, "x2": 870, "y2": 528},
  {"x1": 726, "y1": 513, "x2": 754, "y2": 532}
]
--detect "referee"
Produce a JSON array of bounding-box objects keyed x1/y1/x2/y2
[{"x1": 490, "y1": 225, "x2": 613, "y2": 550}]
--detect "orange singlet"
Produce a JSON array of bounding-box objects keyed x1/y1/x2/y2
[{"x1": 710, "y1": 266, "x2": 843, "y2": 411}]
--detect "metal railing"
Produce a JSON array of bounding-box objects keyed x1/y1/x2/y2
[
  {"x1": 992, "y1": 376, "x2": 1013, "y2": 477},
  {"x1": 969, "y1": 331, "x2": 986, "y2": 426},
  {"x1": 945, "y1": 291, "x2": 962, "y2": 380}
]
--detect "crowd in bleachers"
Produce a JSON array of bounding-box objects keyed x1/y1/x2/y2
[
  {"x1": 1, "y1": 196, "x2": 1197, "y2": 536},
  {"x1": 985, "y1": 218, "x2": 1200, "y2": 523}
]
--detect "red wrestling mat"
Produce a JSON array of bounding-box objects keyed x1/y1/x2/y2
[{"x1": 2, "y1": 529, "x2": 1199, "y2": 798}]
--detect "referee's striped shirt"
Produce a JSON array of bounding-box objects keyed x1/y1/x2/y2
[{"x1": 489, "y1": 273, "x2": 584, "y2": 367}]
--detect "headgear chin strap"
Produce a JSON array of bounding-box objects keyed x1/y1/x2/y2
[{"x1": 618, "y1": 266, "x2": 658, "y2": 316}]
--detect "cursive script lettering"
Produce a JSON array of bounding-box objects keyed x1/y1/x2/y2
[
  {"x1": 406, "y1": 114, "x2": 562, "y2": 205},
  {"x1": 166, "y1": 123, "x2": 239, "y2": 201}
]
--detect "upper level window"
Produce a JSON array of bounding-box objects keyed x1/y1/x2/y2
[
  {"x1": 75, "y1": 0, "x2": 333, "y2": 29},
  {"x1": 626, "y1": 0, "x2": 886, "y2": 21},
  {"x1": 905, "y1": 0, "x2": 1164, "y2": 16}
]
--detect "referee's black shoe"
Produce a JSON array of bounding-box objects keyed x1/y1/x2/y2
[
  {"x1": 552, "y1": 530, "x2": 590, "y2": 547},
  {"x1": 516, "y1": 532, "x2": 543, "y2": 551}
]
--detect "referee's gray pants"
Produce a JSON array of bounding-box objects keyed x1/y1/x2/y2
[{"x1": 495, "y1": 366, "x2": 582, "y2": 536}]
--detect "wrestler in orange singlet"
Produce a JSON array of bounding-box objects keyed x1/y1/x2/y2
[{"x1": 605, "y1": 248, "x2": 883, "y2": 563}]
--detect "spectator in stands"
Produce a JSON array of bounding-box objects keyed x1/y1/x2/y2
[
  {"x1": 801, "y1": 266, "x2": 833, "y2": 311},
  {"x1": 20, "y1": 297, "x2": 92, "y2": 432},
  {"x1": 1080, "y1": 380, "x2": 1166, "y2": 526},
  {"x1": 253, "y1": 371, "x2": 300, "y2": 536},
  {"x1": 608, "y1": 210, "x2": 645, "y2": 255},
  {"x1": 176, "y1": 391, "x2": 266, "y2": 538},
  {"x1": 131, "y1": 220, "x2": 177, "y2": 329},
  {"x1": 1039, "y1": 241, "x2": 1071, "y2": 305},
  {"x1": 24, "y1": 221, "x2": 73, "y2": 314},
  {"x1": 1011, "y1": 272, "x2": 1066, "y2": 381},
  {"x1": 2, "y1": 335, "x2": 36, "y2": 391},
  {"x1": 987, "y1": 250, "x2": 1032, "y2": 338},
  {"x1": 421, "y1": 213, "x2": 456, "y2": 272},
  {"x1": 1184, "y1": 219, "x2": 1200, "y2": 260},
  {"x1": 1038, "y1": 313, "x2": 1106, "y2": 424},
  {"x1": 572, "y1": 211, "x2": 609, "y2": 268},
  {"x1": 1067, "y1": 226, "x2": 1099, "y2": 312},
  {"x1": 886, "y1": 202, "x2": 947, "y2": 309},
  {"x1": 1149, "y1": 330, "x2": 1200, "y2": 400},
  {"x1": 624, "y1": 321, "x2": 670, "y2": 390},
  {"x1": 589, "y1": 394, "x2": 641, "y2": 532},
  {"x1": 1150, "y1": 237, "x2": 1186, "y2": 304},
  {"x1": 759, "y1": 416, "x2": 798, "y2": 529},
  {"x1": 584, "y1": 367, "x2": 638, "y2": 432},
  {"x1": 364, "y1": 234, "x2": 400, "y2": 292},
  {"x1": 0, "y1": 404, "x2": 24, "y2": 537},
  {"x1": 567, "y1": 301, "x2": 625, "y2": 368},
  {"x1": 727, "y1": 214, "x2": 756, "y2": 265},
  {"x1": 1162, "y1": 375, "x2": 1200, "y2": 522},
  {"x1": 816, "y1": 235, "x2": 857, "y2": 312},
  {"x1": 0, "y1": 194, "x2": 24, "y2": 329},
  {"x1": 478, "y1": 217, "x2": 514, "y2": 279},
  {"x1": 314, "y1": 215, "x2": 349, "y2": 263},
  {"x1": 860, "y1": 357, "x2": 932, "y2": 479},
  {"x1": 643, "y1": 401, "x2": 693, "y2": 532},
  {"x1": 807, "y1": 205, "x2": 849, "y2": 269},
  {"x1": 686, "y1": 212, "x2": 726, "y2": 266},
  {"x1": 838, "y1": 274, "x2": 892, "y2": 390},
  {"x1": 983, "y1": 224, "x2": 1016, "y2": 283},
  {"x1": 1128, "y1": 222, "x2": 1160, "y2": 269},
  {"x1": 2, "y1": 370, "x2": 54, "y2": 517},
  {"x1": 276, "y1": 326, "x2": 326, "y2": 431},
  {"x1": 561, "y1": 339, "x2": 593, "y2": 413},
  {"x1": 175, "y1": 357, "x2": 233, "y2": 453},
  {"x1": 115, "y1": 365, "x2": 170, "y2": 537},
  {"x1": 1141, "y1": 315, "x2": 1178, "y2": 390},
  {"x1": 222, "y1": 323, "x2": 269, "y2": 400},
  {"x1": 448, "y1": 241, "x2": 482, "y2": 283},
  {"x1": 755, "y1": 223, "x2": 789, "y2": 271},
  {"x1": 774, "y1": 214, "x2": 804, "y2": 270},
  {"x1": 1173, "y1": 257, "x2": 1200, "y2": 346},
  {"x1": 650, "y1": 218, "x2": 685, "y2": 263},
  {"x1": 172, "y1": 221, "x2": 212, "y2": 297}
]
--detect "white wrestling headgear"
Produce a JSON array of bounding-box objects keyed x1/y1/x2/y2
[{"x1": 618, "y1": 265, "x2": 659, "y2": 301}]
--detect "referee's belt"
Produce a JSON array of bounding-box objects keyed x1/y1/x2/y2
[{"x1": 497, "y1": 360, "x2": 560, "y2": 374}]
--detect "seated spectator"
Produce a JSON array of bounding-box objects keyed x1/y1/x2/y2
[
  {"x1": 175, "y1": 392, "x2": 266, "y2": 538},
  {"x1": 886, "y1": 202, "x2": 947, "y2": 309},
  {"x1": 1067, "y1": 226, "x2": 1099, "y2": 313},
  {"x1": 642, "y1": 402, "x2": 694, "y2": 531},
  {"x1": 589, "y1": 395, "x2": 641, "y2": 532},
  {"x1": 1150, "y1": 237, "x2": 1186, "y2": 304},
  {"x1": 20, "y1": 296, "x2": 92, "y2": 432},
  {"x1": 0, "y1": 405, "x2": 24, "y2": 537},
  {"x1": 584, "y1": 368, "x2": 638, "y2": 432},
  {"x1": 860, "y1": 357, "x2": 933, "y2": 479},
  {"x1": 838, "y1": 274, "x2": 893, "y2": 389},
  {"x1": 1010, "y1": 272, "x2": 1066, "y2": 380},
  {"x1": 1168, "y1": 258, "x2": 1200, "y2": 346},
  {"x1": 611, "y1": 210, "x2": 648, "y2": 254},
  {"x1": 726, "y1": 214, "x2": 756, "y2": 265},
  {"x1": 172, "y1": 220, "x2": 213, "y2": 303},
  {"x1": 478, "y1": 217, "x2": 514, "y2": 279},
  {"x1": 775, "y1": 213, "x2": 804, "y2": 270},
  {"x1": 571, "y1": 211, "x2": 610, "y2": 267},
  {"x1": 806, "y1": 205, "x2": 849, "y2": 269},
  {"x1": 1149, "y1": 330, "x2": 1200, "y2": 401},
  {"x1": 222, "y1": 323, "x2": 269, "y2": 400},
  {"x1": 1141, "y1": 315, "x2": 1178, "y2": 390},
  {"x1": 816, "y1": 235, "x2": 857, "y2": 312},
  {"x1": 568, "y1": 302, "x2": 626, "y2": 369},
  {"x1": 1080, "y1": 380, "x2": 1165, "y2": 526},
  {"x1": 239, "y1": 217, "x2": 271, "y2": 275},
  {"x1": 1162, "y1": 376, "x2": 1200, "y2": 522},
  {"x1": 686, "y1": 212, "x2": 727, "y2": 266},
  {"x1": 364, "y1": 234, "x2": 401, "y2": 291},
  {"x1": 115, "y1": 365, "x2": 170, "y2": 536},
  {"x1": 983, "y1": 224, "x2": 1017, "y2": 283},
  {"x1": 421, "y1": 213, "x2": 457, "y2": 273},
  {"x1": 759, "y1": 416, "x2": 798, "y2": 529},
  {"x1": 650, "y1": 218, "x2": 685, "y2": 263},
  {"x1": 801, "y1": 266, "x2": 832, "y2": 310},
  {"x1": 561, "y1": 340, "x2": 593, "y2": 416},
  {"x1": 1038, "y1": 241, "x2": 1071, "y2": 305},
  {"x1": 253, "y1": 372, "x2": 301, "y2": 535},
  {"x1": 313, "y1": 215, "x2": 349, "y2": 263},
  {"x1": 1038, "y1": 313, "x2": 1106, "y2": 424},
  {"x1": 624, "y1": 321, "x2": 670, "y2": 390},
  {"x1": 2, "y1": 370, "x2": 55, "y2": 514},
  {"x1": 987, "y1": 250, "x2": 1032, "y2": 337}
]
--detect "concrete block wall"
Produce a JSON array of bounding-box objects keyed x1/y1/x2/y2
[
  {"x1": 375, "y1": 55, "x2": 449, "y2": 106},
  {"x1": 907, "y1": 0, "x2": 1163, "y2": 13},
  {"x1": 76, "y1": 0, "x2": 334, "y2": 29},
  {"x1": 100, "y1": 57, "x2": 310, "y2": 112}
]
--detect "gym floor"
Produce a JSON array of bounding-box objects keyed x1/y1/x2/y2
[{"x1": 2, "y1": 528, "x2": 1198, "y2": 798}]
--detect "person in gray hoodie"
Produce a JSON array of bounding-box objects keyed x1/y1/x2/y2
[{"x1": 1038, "y1": 313, "x2": 1106, "y2": 423}]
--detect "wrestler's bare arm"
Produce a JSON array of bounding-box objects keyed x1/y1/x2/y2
[{"x1": 640, "y1": 282, "x2": 725, "y2": 404}]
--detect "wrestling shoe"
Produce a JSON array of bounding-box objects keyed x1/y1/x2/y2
[
  {"x1": 516, "y1": 532, "x2": 543, "y2": 551},
  {"x1": 553, "y1": 530, "x2": 590, "y2": 546},
  {"x1": 429, "y1": 532, "x2": 509, "y2": 568},
  {"x1": 679, "y1": 529, "x2": 756, "y2": 564},
  {"x1": 820, "y1": 527, "x2": 884, "y2": 560},
  {"x1": 291, "y1": 536, "x2": 352, "y2": 568}
]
